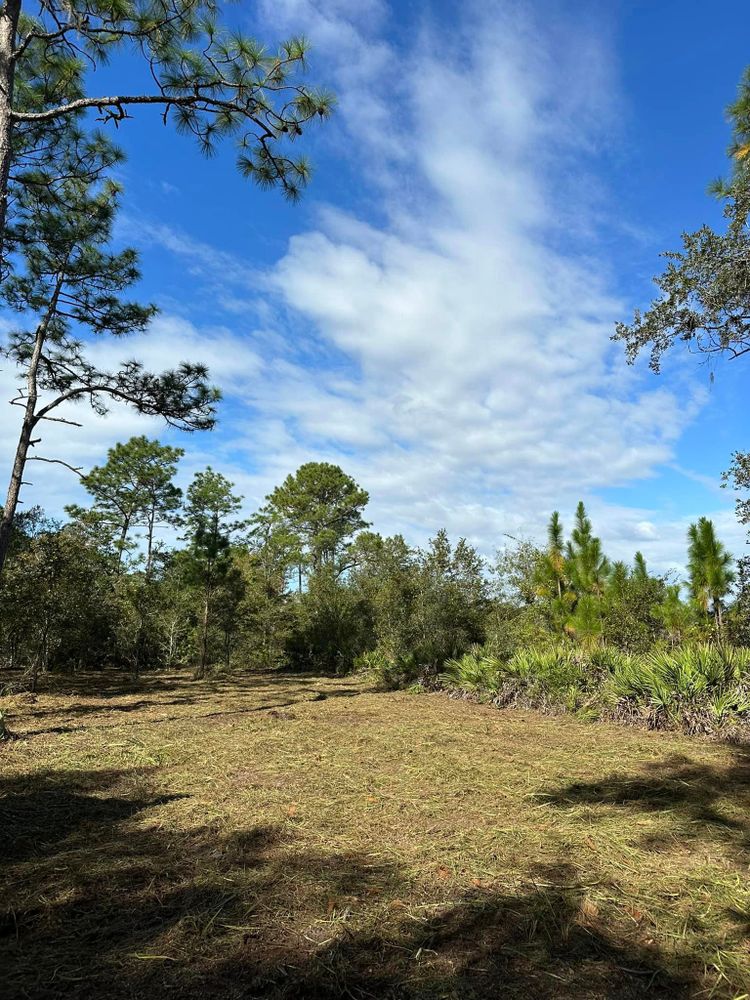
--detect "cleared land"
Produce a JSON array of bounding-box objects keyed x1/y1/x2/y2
[{"x1": 1, "y1": 671, "x2": 749, "y2": 999}]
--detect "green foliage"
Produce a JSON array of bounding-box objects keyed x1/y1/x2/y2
[
  {"x1": 566, "y1": 502, "x2": 609, "y2": 598},
  {"x1": 179, "y1": 467, "x2": 244, "y2": 677},
  {"x1": 441, "y1": 648, "x2": 504, "y2": 693},
  {"x1": 613, "y1": 66, "x2": 750, "y2": 371},
  {"x1": 349, "y1": 532, "x2": 417, "y2": 664},
  {"x1": 687, "y1": 517, "x2": 735, "y2": 633},
  {"x1": 5, "y1": 0, "x2": 334, "y2": 223},
  {"x1": 654, "y1": 584, "x2": 696, "y2": 646},
  {"x1": 265, "y1": 462, "x2": 369, "y2": 579},
  {"x1": 611, "y1": 644, "x2": 750, "y2": 728},
  {"x1": 440, "y1": 641, "x2": 750, "y2": 734},
  {"x1": 286, "y1": 566, "x2": 368, "y2": 674},
  {"x1": 601, "y1": 567, "x2": 666, "y2": 652},
  {"x1": 443, "y1": 644, "x2": 597, "y2": 713},
  {"x1": 495, "y1": 536, "x2": 544, "y2": 606},
  {"x1": 66, "y1": 435, "x2": 183, "y2": 572},
  {"x1": 0, "y1": 134, "x2": 218, "y2": 575},
  {"x1": 496, "y1": 504, "x2": 671, "y2": 654},
  {"x1": 0, "y1": 521, "x2": 116, "y2": 679},
  {"x1": 723, "y1": 450, "x2": 750, "y2": 539},
  {"x1": 1, "y1": 1, "x2": 335, "y2": 577},
  {"x1": 235, "y1": 530, "x2": 295, "y2": 671},
  {"x1": 354, "y1": 648, "x2": 422, "y2": 691},
  {"x1": 2, "y1": 453, "x2": 748, "y2": 748},
  {"x1": 410, "y1": 530, "x2": 488, "y2": 670},
  {"x1": 483, "y1": 603, "x2": 556, "y2": 660}
]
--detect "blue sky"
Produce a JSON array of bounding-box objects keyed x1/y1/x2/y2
[{"x1": 3, "y1": 0, "x2": 750, "y2": 574}]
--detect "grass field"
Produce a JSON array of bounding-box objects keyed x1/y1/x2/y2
[{"x1": 1, "y1": 671, "x2": 749, "y2": 999}]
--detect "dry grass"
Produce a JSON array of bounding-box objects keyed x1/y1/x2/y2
[{"x1": 1, "y1": 669, "x2": 749, "y2": 999}]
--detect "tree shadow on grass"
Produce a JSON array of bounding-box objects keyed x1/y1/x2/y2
[
  {"x1": 0, "y1": 767, "x2": 720, "y2": 1000},
  {"x1": 0, "y1": 667, "x2": 365, "y2": 702},
  {"x1": 538, "y1": 747, "x2": 750, "y2": 859},
  {"x1": 12, "y1": 682, "x2": 364, "y2": 738}
]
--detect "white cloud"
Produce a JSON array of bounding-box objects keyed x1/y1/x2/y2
[{"x1": 241, "y1": 0, "x2": 723, "y2": 570}]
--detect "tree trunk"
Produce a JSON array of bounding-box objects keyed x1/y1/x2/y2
[
  {"x1": 145, "y1": 507, "x2": 156, "y2": 579},
  {"x1": 0, "y1": 317, "x2": 46, "y2": 576},
  {"x1": 115, "y1": 515, "x2": 131, "y2": 573},
  {"x1": 0, "y1": 278, "x2": 63, "y2": 577},
  {"x1": 0, "y1": 407, "x2": 35, "y2": 573},
  {"x1": 0, "y1": 0, "x2": 20, "y2": 275},
  {"x1": 195, "y1": 592, "x2": 210, "y2": 680},
  {"x1": 166, "y1": 619, "x2": 177, "y2": 667}
]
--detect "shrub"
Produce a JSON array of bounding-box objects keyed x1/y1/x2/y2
[
  {"x1": 483, "y1": 604, "x2": 555, "y2": 661},
  {"x1": 611, "y1": 644, "x2": 750, "y2": 730},
  {"x1": 438, "y1": 640, "x2": 750, "y2": 735},
  {"x1": 355, "y1": 648, "x2": 423, "y2": 690},
  {"x1": 441, "y1": 647, "x2": 504, "y2": 692}
]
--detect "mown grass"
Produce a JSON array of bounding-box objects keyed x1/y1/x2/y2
[{"x1": 1, "y1": 670, "x2": 749, "y2": 999}]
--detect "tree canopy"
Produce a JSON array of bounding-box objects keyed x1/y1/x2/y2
[
  {"x1": 0, "y1": 0, "x2": 335, "y2": 270},
  {"x1": 614, "y1": 69, "x2": 750, "y2": 372}
]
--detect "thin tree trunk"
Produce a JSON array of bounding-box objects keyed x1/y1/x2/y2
[
  {"x1": 0, "y1": 0, "x2": 20, "y2": 274},
  {"x1": 0, "y1": 319, "x2": 44, "y2": 575},
  {"x1": 145, "y1": 507, "x2": 156, "y2": 578},
  {"x1": 30, "y1": 648, "x2": 40, "y2": 693},
  {"x1": 115, "y1": 515, "x2": 131, "y2": 573},
  {"x1": 0, "y1": 277, "x2": 64, "y2": 577},
  {"x1": 167, "y1": 619, "x2": 177, "y2": 667},
  {"x1": 133, "y1": 600, "x2": 144, "y2": 681},
  {"x1": 195, "y1": 592, "x2": 210, "y2": 679}
]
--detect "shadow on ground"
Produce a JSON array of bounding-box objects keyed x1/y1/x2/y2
[
  {"x1": 0, "y1": 763, "x2": 724, "y2": 999},
  {"x1": 539, "y1": 748, "x2": 750, "y2": 860},
  {"x1": 6, "y1": 670, "x2": 363, "y2": 738}
]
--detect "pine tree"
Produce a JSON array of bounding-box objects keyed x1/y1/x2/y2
[
  {"x1": 180, "y1": 467, "x2": 243, "y2": 678},
  {"x1": 66, "y1": 436, "x2": 183, "y2": 574},
  {"x1": 0, "y1": 1, "x2": 334, "y2": 270},
  {"x1": 633, "y1": 551, "x2": 649, "y2": 582},
  {"x1": 566, "y1": 502, "x2": 610, "y2": 597},
  {"x1": 265, "y1": 462, "x2": 369, "y2": 581},
  {"x1": 0, "y1": 140, "x2": 217, "y2": 575},
  {"x1": 545, "y1": 511, "x2": 566, "y2": 599},
  {"x1": 687, "y1": 517, "x2": 735, "y2": 635},
  {"x1": 655, "y1": 584, "x2": 693, "y2": 646}
]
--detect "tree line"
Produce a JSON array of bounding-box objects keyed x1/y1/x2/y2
[{"x1": 1, "y1": 440, "x2": 746, "y2": 693}]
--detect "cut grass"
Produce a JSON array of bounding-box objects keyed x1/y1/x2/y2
[{"x1": 1, "y1": 670, "x2": 749, "y2": 999}]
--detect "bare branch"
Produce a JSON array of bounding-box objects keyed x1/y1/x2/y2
[
  {"x1": 27, "y1": 455, "x2": 83, "y2": 476},
  {"x1": 36, "y1": 412, "x2": 83, "y2": 427}
]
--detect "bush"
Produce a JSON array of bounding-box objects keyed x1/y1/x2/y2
[
  {"x1": 611, "y1": 644, "x2": 750, "y2": 730},
  {"x1": 439, "y1": 641, "x2": 750, "y2": 735},
  {"x1": 355, "y1": 648, "x2": 423, "y2": 690},
  {"x1": 443, "y1": 644, "x2": 594, "y2": 712},
  {"x1": 442, "y1": 647, "x2": 504, "y2": 693},
  {"x1": 483, "y1": 604, "x2": 555, "y2": 661}
]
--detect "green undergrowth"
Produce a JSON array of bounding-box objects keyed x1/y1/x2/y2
[{"x1": 438, "y1": 643, "x2": 750, "y2": 736}]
